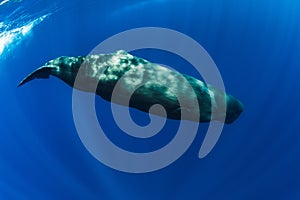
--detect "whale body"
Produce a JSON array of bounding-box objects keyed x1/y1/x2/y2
[{"x1": 18, "y1": 50, "x2": 243, "y2": 124}]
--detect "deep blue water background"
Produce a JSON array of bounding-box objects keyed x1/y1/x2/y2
[{"x1": 1, "y1": 0, "x2": 300, "y2": 199}]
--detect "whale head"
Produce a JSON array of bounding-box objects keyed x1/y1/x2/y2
[{"x1": 225, "y1": 95, "x2": 243, "y2": 124}]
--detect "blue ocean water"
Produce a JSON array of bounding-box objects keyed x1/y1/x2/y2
[{"x1": 1, "y1": 0, "x2": 300, "y2": 199}]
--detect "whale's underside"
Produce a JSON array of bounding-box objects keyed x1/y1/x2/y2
[{"x1": 18, "y1": 50, "x2": 243, "y2": 124}]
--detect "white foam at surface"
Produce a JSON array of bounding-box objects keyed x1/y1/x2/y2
[
  {"x1": 0, "y1": 0, "x2": 10, "y2": 6},
  {"x1": 0, "y1": 14, "x2": 50, "y2": 56}
]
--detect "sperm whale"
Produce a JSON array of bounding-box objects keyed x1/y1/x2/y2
[{"x1": 18, "y1": 50, "x2": 243, "y2": 124}]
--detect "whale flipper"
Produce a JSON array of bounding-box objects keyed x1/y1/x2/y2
[{"x1": 18, "y1": 50, "x2": 243, "y2": 124}]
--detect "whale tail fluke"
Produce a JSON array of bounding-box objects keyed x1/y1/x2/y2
[{"x1": 17, "y1": 66, "x2": 54, "y2": 87}]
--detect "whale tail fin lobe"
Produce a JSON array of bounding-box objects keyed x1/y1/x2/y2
[{"x1": 17, "y1": 66, "x2": 54, "y2": 87}]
